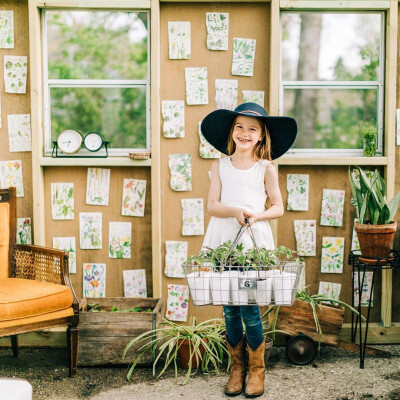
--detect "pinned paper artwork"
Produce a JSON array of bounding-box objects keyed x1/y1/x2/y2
[
  {"x1": 4, "y1": 55, "x2": 27, "y2": 94},
  {"x1": 318, "y1": 281, "x2": 342, "y2": 302},
  {"x1": 16, "y1": 218, "x2": 32, "y2": 245},
  {"x1": 168, "y1": 21, "x2": 191, "y2": 60},
  {"x1": 185, "y1": 67, "x2": 208, "y2": 105},
  {"x1": 354, "y1": 271, "x2": 373, "y2": 307},
  {"x1": 215, "y1": 79, "x2": 238, "y2": 110},
  {"x1": 165, "y1": 241, "x2": 188, "y2": 278},
  {"x1": 321, "y1": 237, "x2": 344, "y2": 273},
  {"x1": 287, "y1": 174, "x2": 309, "y2": 211},
  {"x1": 0, "y1": 11, "x2": 13, "y2": 49},
  {"x1": 162, "y1": 100, "x2": 185, "y2": 138},
  {"x1": 181, "y1": 198, "x2": 204, "y2": 236},
  {"x1": 109, "y1": 222, "x2": 132, "y2": 259},
  {"x1": 53, "y1": 237, "x2": 76, "y2": 273},
  {"x1": 294, "y1": 220, "x2": 316, "y2": 256},
  {"x1": 83, "y1": 263, "x2": 106, "y2": 297},
  {"x1": 121, "y1": 178, "x2": 146, "y2": 217},
  {"x1": 123, "y1": 269, "x2": 147, "y2": 298},
  {"x1": 7, "y1": 114, "x2": 31, "y2": 152},
  {"x1": 0, "y1": 160, "x2": 24, "y2": 197},
  {"x1": 206, "y1": 12, "x2": 229, "y2": 51},
  {"x1": 232, "y1": 38, "x2": 256, "y2": 77},
  {"x1": 86, "y1": 168, "x2": 110, "y2": 206},
  {"x1": 79, "y1": 212, "x2": 102, "y2": 249},
  {"x1": 320, "y1": 189, "x2": 345, "y2": 226},
  {"x1": 351, "y1": 219, "x2": 361, "y2": 254},
  {"x1": 169, "y1": 154, "x2": 192, "y2": 191},
  {"x1": 198, "y1": 122, "x2": 221, "y2": 159},
  {"x1": 166, "y1": 284, "x2": 189, "y2": 322},
  {"x1": 51, "y1": 183, "x2": 74, "y2": 220},
  {"x1": 242, "y1": 90, "x2": 265, "y2": 107}
]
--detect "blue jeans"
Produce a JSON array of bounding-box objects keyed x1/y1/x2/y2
[{"x1": 223, "y1": 305, "x2": 264, "y2": 351}]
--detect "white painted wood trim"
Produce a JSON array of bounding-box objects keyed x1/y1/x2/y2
[
  {"x1": 34, "y1": 0, "x2": 151, "y2": 8},
  {"x1": 280, "y1": 1, "x2": 390, "y2": 9}
]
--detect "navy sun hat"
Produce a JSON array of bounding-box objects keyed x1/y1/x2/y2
[{"x1": 200, "y1": 102, "x2": 297, "y2": 159}]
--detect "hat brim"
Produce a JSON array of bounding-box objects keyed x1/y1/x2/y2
[{"x1": 200, "y1": 109, "x2": 297, "y2": 160}]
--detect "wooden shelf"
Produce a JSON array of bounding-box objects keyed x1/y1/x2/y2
[
  {"x1": 276, "y1": 156, "x2": 388, "y2": 166},
  {"x1": 40, "y1": 157, "x2": 151, "y2": 167}
]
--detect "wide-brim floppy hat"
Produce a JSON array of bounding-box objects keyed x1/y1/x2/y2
[{"x1": 200, "y1": 102, "x2": 297, "y2": 160}]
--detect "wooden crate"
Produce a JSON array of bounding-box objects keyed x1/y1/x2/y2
[
  {"x1": 274, "y1": 299, "x2": 345, "y2": 346},
  {"x1": 78, "y1": 297, "x2": 163, "y2": 366}
]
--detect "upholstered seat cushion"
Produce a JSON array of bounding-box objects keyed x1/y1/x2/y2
[{"x1": 0, "y1": 278, "x2": 73, "y2": 321}]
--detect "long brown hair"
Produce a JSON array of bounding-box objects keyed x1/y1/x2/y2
[{"x1": 227, "y1": 117, "x2": 272, "y2": 160}]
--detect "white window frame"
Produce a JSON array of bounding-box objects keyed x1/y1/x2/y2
[
  {"x1": 42, "y1": 8, "x2": 151, "y2": 157},
  {"x1": 279, "y1": 10, "x2": 385, "y2": 157}
]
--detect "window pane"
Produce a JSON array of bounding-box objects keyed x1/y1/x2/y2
[
  {"x1": 46, "y1": 11, "x2": 148, "y2": 80},
  {"x1": 283, "y1": 88, "x2": 377, "y2": 149},
  {"x1": 50, "y1": 86, "x2": 147, "y2": 149},
  {"x1": 281, "y1": 13, "x2": 382, "y2": 81}
]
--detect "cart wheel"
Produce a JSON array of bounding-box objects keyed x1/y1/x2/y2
[{"x1": 286, "y1": 334, "x2": 317, "y2": 365}]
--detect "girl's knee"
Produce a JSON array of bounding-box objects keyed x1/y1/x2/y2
[
  {"x1": 241, "y1": 307, "x2": 262, "y2": 327},
  {"x1": 223, "y1": 306, "x2": 241, "y2": 320}
]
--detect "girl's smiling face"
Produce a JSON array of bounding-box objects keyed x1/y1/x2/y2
[{"x1": 231, "y1": 115, "x2": 263, "y2": 151}]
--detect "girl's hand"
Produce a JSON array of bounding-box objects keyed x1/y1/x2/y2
[
  {"x1": 234, "y1": 208, "x2": 248, "y2": 226},
  {"x1": 244, "y1": 212, "x2": 260, "y2": 225}
]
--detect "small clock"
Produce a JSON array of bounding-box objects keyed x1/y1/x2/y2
[
  {"x1": 84, "y1": 132, "x2": 104, "y2": 152},
  {"x1": 57, "y1": 129, "x2": 83, "y2": 154}
]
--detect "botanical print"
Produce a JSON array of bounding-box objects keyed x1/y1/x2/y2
[
  {"x1": 86, "y1": 168, "x2": 110, "y2": 206},
  {"x1": 83, "y1": 263, "x2": 106, "y2": 297},
  {"x1": 318, "y1": 281, "x2": 342, "y2": 303},
  {"x1": 242, "y1": 90, "x2": 265, "y2": 107},
  {"x1": 121, "y1": 179, "x2": 146, "y2": 217},
  {"x1": 354, "y1": 271, "x2": 373, "y2": 307},
  {"x1": 206, "y1": 12, "x2": 229, "y2": 51},
  {"x1": 0, "y1": 11, "x2": 13, "y2": 49},
  {"x1": 161, "y1": 100, "x2": 185, "y2": 138},
  {"x1": 351, "y1": 218, "x2": 361, "y2": 254},
  {"x1": 168, "y1": 21, "x2": 191, "y2": 60},
  {"x1": 287, "y1": 174, "x2": 309, "y2": 211},
  {"x1": 181, "y1": 198, "x2": 204, "y2": 236},
  {"x1": 165, "y1": 241, "x2": 188, "y2": 278},
  {"x1": 185, "y1": 67, "x2": 208, "y2": 105},
  {"x1": 198, "y1": 121, "x2": 221, "y2": 159},
  {"x1": 294, "y1": 220, "x2": 316, "y2": 256},
  {"x1": 4, "y1": 55, "x2": 27, "y2": 94},
  {"x1": 169, "y1": 154, "x2": 192, "y2": 191},
  {"x1": 0, "y1": 160, "x2": 24, "y2": 197},
  {"x1": 7, "y1": 114, "x2": 32, "y2": 152},
  {"x1": 79, "y1": 212, "x2": 102, "y2": 249},
  {"x1": 231, "y1": 38, "x2": 256, "y2": 77},
  {"x1": 109, "y1": 222, "x2": 132, "y2": 259},
  {"x1": 51, "y1": 183, "x2": 74, "y2": 220},
  {"x1": 16, "y1": 218, "x2": 32, "y2": 245},
  {"x1": 321, "y1": 237, "x2": 345, "y2": 273},
  {"x1": 320, "y1": 189, "x2": 345, "y2": 226},
  {"x1": 166, "y1": 284, "x2": 189, "y2": 322},
  {"x1": 397, "y1": 109, "x2": 400, "y2": 146},
  {"x1": 123, "y1": 269, "x2": 147, "y2": 298},
  {"x1": 53, "y1": 237, "x2": 77, "y2": 274},
  {"x1": 215, "y1": 79, "x2": 238, "y2": 110}
]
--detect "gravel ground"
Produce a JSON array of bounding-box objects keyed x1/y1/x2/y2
[{"x1": 0, "y1": 345, "x2": 400, "y2": 400}]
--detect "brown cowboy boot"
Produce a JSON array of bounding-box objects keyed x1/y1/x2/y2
[
  {"x1": 245, "y1": 339, "x2": 265, "y2": 398},
  {"x1": 225, "y1": 336, "x2": 246, "y2": 396}
]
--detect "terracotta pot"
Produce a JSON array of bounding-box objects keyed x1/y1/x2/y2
[
  {"x1": 354, "y1": 221, "x2": 397, "y2": 258},
  {"x1": 264, "y1": 337, "x2": 273, "y2": 364},
  {"x1": 177, "y1": 338, "x2": 207, "y2": 369}
]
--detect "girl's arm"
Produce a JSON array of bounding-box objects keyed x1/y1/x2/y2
[
  {"x1": 246, "y1": 163, "x2": 284, "y2": 224},
  {"x1": 207, "y1": 160, "x2": 248, "y2": 225}
]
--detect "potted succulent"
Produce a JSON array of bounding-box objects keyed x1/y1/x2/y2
[
  {"x1": 360, "y1": 120, "x2": 378, "y2": 157},
  {"x1": 349, "y1": 166, "x2": 400, "y2": 258}
]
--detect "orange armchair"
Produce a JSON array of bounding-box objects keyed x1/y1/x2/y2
[{"x1": 0, "y1": 187, "x2": 79, "y2": 376}]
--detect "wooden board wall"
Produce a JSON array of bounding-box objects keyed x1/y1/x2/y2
[
  {"x1": 160, "y1": 2, "x2": 270, "y2": 322},
  {"x1": 43, "y1": 166, "x2": 152, "y2": 299},
  {"x1": 0, "y1": 0, "x2": 33, "y2": 226}
]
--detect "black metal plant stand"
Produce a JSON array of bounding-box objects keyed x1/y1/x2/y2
[{"x1": 348, "y1": 250, "x2": 400, "y2": 368}]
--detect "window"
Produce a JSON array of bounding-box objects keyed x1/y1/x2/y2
[
  {"x1": 280, "y1": 12, "x2": 384, "y2": 156},
  {"x1": 43, "y1": 10, "x2": 150, "y2": 156}
]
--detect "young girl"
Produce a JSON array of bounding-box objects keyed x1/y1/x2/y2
[{"x1": 200, "y1": 102, "x2": 297, "y2": 398}]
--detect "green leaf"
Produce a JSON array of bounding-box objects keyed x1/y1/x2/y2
[{"x1": 388, "y1": 191, "x2": 400, "y2": 222}]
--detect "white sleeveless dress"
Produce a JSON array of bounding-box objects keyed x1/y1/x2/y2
[{"x1": 202, "y1": 157, "x2": 275, "y2": 251}]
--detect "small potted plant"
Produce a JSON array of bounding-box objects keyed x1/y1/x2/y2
[
  {"x1": 360, "y1": 120, "x2": 378, "y2": 157},
  {"x1": 349, "y1": 166, "x2": 400, "y2": 258}
]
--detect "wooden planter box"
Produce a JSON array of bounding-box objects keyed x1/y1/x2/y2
[{"x1": 78, "y1": 297, "x2": 163, "y2": 366}]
